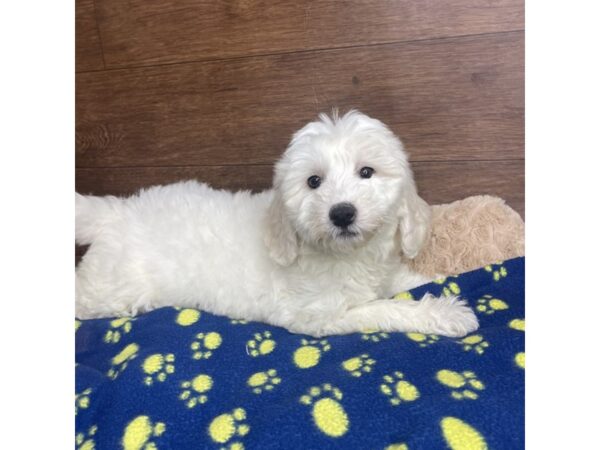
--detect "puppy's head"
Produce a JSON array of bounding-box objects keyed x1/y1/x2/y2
[{"x1": 265, "y1": 110, "x2": 430, "y2": 265}]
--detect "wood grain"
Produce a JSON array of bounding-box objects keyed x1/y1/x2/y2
[
  {"x1": 76, "y1": 0, "x2": 104, "y2": 72},
  {"x1": 76, "y1": 160, "x2": 524, "y2": 217},
  {"x1": 413, "y1": 160, "x2": 524, "y2": 217},
  {"x1": 77, "y1": 31, "x2": 524, "y2": 168},
  {"x1": 93, "y1": 0, "x2": 523, "y2": 68},
  {"x1": 76, "y1": 165, "x2": 274, "y2": 195}
]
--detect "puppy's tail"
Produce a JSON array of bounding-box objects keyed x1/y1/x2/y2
[{"x1": 75, "y1": 193, "x2": 121, "y2": 245}]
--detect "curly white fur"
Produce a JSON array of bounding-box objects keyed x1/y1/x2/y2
[{"x1": 76, "y1": 110, "x2": 478, "y2": 337}]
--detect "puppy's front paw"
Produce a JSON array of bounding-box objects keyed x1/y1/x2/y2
[{"x1": 419, "y1": 294, "x2": 479, "y2": 338}]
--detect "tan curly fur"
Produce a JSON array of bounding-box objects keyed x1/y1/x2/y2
[{"x1": 407, "y1": 195, "x2": 524, "y2": 277}]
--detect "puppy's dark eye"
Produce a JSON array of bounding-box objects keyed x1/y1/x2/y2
[
  {"x1": 359, "y1": 167, "x2": 375, "y2": 179},
  {"x1": 307, "y1": 175, "x2": 322, "y2": 189}
]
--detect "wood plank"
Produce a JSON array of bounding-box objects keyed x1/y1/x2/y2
[
  {"x1": 76, "y1": 32, "x2": 524, "y2": 167},
  {"x1": 94, "y1": 0, "x2": 523, "y2": 68},
  {"x1": 76, "y1": 165, "x2": 274, "y2": 195},
  {"x1": 76, "y1": 160, "x2": 524, "y2": 217},
  {"x1": 76, "y1": 245, "x2": 89, "y2": 265},
  {"x1": 413, "y1": 160, "x2": 524, "y2": 218},
  {"x1": 76, "y1": 0, "x2": 104, "y2": 72}
]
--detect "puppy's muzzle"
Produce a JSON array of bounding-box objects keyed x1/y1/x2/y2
[{"x1": 329, "y1": 202, "x2": 357, "y2": 228}]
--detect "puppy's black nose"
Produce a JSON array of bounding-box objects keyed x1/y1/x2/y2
[{"x1": 329, "y1": 202, "x2": 357, "y2": 228}]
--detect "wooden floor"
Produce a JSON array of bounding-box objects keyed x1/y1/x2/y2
[{"x1": 76, "y1": 0, "x2": 524, "y2": 216}]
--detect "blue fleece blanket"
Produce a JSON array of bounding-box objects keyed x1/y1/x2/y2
[{"x1": 75, "y1": 257, "x2": 524, "y2": 450}]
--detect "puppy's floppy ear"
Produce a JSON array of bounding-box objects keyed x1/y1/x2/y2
[
  {"x1": 396, "y1": 176, "x2": 432, "y2": 259},
  {"x1": 264, "y1": 189, "x2": 298, "y2": 266}
]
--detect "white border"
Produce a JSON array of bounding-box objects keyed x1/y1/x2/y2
[
  {"x1": 0, "y1": 1, "x2": 74, "y2": 447},
  {"x1": 2, "y1": 0, "x2": 600, "y2": 446},
  {"x1": 527, "y1": 0, "x2": 600, "y2": 447}
]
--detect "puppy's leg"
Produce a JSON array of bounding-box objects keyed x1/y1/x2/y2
[
  {"x1": 291, "y1": 294, "x2": 478, "y2": 338},
  {"x1": 379, "y1": 263, "x2": 436, "y2": 297}
]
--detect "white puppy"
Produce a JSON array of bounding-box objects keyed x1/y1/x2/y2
[{"x1": 76, "y1": 110, "x2": 478, "y2": 337}]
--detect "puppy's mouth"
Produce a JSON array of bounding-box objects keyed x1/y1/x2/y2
[{"x1": 336, "y1": 229, "x2": 360, "y2": 239}]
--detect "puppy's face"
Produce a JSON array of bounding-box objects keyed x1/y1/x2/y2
[{"x1": 274, "y1": 111, "x2": 411, "y2": 251}]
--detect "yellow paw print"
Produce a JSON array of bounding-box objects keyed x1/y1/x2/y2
[
  {"x1": 509, "y1": 318, "x2": 525, "y2": 331},
  {"x1": 247, "y1": 369, "x2": 281, "y2": 394},
  {"x1": 191, "y1": 332, "x2": 222, "y2": 360},
  {"x1": 385, "y1": 445, "x2": 408, "y2": 450},
  {"x1": 380, "y1": 372, "x2": 420, "y2": 406},
  {"x1": 405, "y1": 332, "x2": 439, "y2": 347},
  {"x1": 246, "y1": 331, "x2": 276, "y2": 357},
  {"x1": 76, "y1": 425, "x2": 97, "y2": 450},
  {"x1": 122, "y1": 415, "x2": 166, "y2": 450},
  {"x1": 300, "y1": 384, "x2": 349, "y2": 438},
  {"x1": 440, "y1": 416, "x2": 488, "y2": 450},
  {"x1": 293, "y1": 339, "x2": 331, "y2": 368},
  {"x1": 208, "y1": 408, "x2": 250, "y2": 450},
  {"x1": 104, "y1": 318, "x2": 134, "y2": 344},
  {"x1": 175, "y1": 308, "x2": 201, "y2": 326},
  {"x1": 434, "y1": 277, "x2": 461, "y2": 297},
  {"x1": 230, "y1": 319, "x2": 248, "y2": 325},
  {"x1": 460, "y1": 334, "x2": 490, "y2": 355},
  {"x1": 361, "y1": 330, "x2": 390, "y2": 342},
  {"x1": 341, "y1": 354, "x2": 376, "y2": 377},
  {"x1": 75, "y1": 388, "x2": 92, "y2": 415},
  {"x1": 436, "y1": 370, "x2": 485, "y2": 400},
  {"x1": 394, "y1": 291, "x2": 414, "y2": 301},
  {"x1": 179, "y1": 374, "x2": 213, "y2": 408},
  {"x1": 485, "y1": 263, "x2": 508, "y2": 281},
  {"x1": 142, "y1": 353, "x2": 175, "y2": 386},
  {"x1": 108, "y1": 343, "x2": 140, "y2": 380},
  {"x1": 476, "y1": 295, "x2": 508, "y2": 315},
  {"x1": 75, "y1": 320, "x2": 82, "y2": 332},
  {"x1": 515, "y1": 352, "x2": 525, "y2": 369}
]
